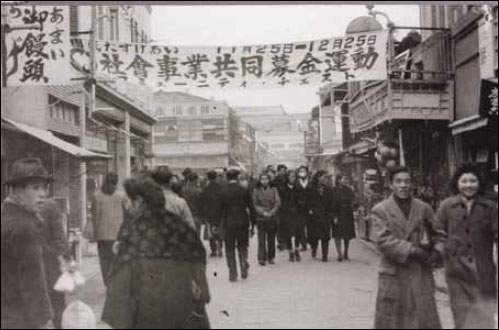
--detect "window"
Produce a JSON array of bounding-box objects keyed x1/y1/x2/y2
[
  {"x1": 173, "y1": 105, "x2": 183, "y2": 116},
  {"x1": 188, "y1": 106, "x2": 198, "y2": 116},
  {"x1": 97, "y1": 6, "x2": 104, "y2": 40},
  {"x1": 49, "y1": 95, "x2": 79, "y2": 125},
  {"x1": 109, "y1": 8, "x2": 119, "y2": 42},
  {"x1": 130, "y1": 19, "x2": 135, "y2": 43},
  {"x1": 438, "y1": 5, "x2": 446, "y2": 29},
  {"x1": 431, "y1": 5, "x2": 438, "y2": 29},
  {"x1": 178, "y1": 120, "x2": 203, "y2": 142},
  {"x1": 270, "y1": 144, "x2": 286, "y2": 150},
  {"x1": 200, "y1": 104, "x2": 210, "y2": 115},
  {"x1": 64, "y1": 108, "x2": 77, "y2": 124},
  {"x1": 202, "y1": 118, "x2": 226, "y2": 141}
]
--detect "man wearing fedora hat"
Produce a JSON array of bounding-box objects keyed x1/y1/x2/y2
[{"x1": 1, "y1": 158, "x2": 54, "y2": 329}]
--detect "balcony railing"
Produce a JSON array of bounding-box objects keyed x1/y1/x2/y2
[{"x1": 349, "y1": 76, "x2": 453, "y2": 133}]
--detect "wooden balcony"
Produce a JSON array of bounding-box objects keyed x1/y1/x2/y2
[{"x1": 349, "y1": 77, "x2": 454, "y2": 133}]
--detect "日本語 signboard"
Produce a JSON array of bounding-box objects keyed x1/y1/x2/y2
[
  {"x1": 4, "y1": 5, "x2": 72, "y2": 86},
  {"x1": 72, "y1": 30, "x2": 388, "y2": 90}
]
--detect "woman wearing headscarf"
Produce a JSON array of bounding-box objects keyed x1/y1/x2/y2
[
  {"x1": 436, "y1": 164, "x2": 497, "y2": 329},
  {"x1": 102, "y1": 177, "x2": 210, "y2": 329}
]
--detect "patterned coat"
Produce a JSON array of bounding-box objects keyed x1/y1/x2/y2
[{"x1": 372, "y1": 196, "x2": 445, "y2": 329}]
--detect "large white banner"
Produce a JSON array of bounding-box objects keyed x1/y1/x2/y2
[
  {"x1": 72, "y1": 30, "x2": 388, "y2": 90},
  {"x1": 478, "y1": 6, "x2": 496, "y2": 80},
  {"x1": 4, "y1": 5, "x2": 72, "y2": 86}
]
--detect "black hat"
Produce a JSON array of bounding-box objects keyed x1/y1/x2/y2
[{"x1": 5, "y1": 158, "x2": 53, "y2": 186}]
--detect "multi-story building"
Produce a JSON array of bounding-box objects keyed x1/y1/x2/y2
[
  {"x1": 421, "y1": 4, "x2": 498, "y2": 189},
  {"x1": 333, "y1": 14, "x2": 455, "y2": 198},
  {"x1": 1, "y1": 5, "x2": 156, "y2": 231},
  {"x1": 233, "y1": 106, "x2": 308, "y2": 169},
  {"x1": 152, "y1": 91, "x2": 234, "y2": 173}
]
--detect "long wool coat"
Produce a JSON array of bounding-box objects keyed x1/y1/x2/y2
[
  {"x1": 332, "y1": 186, "x2": 356, "y2": 240},
  {"x1": 307, "y1": 186, "x2": 335, "y2": 241},
  {"x1": 277, "y1": 184, "x2": 302, "y2": 236},
  {"x1": 372, "y1": 196, "x2": 445, "y2": 329},
  {"x1": 436, "y1": 195, "x2": 498, "y2": 329},
  {"x1": 1, "y1": 199, "x2": 53, "y2": 329}
]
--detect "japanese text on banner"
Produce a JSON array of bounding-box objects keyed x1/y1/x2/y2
[
  {"x1": 4, "y1": 5, "x2": 72, "y2": 86},
  {"x1": 72, "y1": 30, "x2": 388, "y2": 90}
]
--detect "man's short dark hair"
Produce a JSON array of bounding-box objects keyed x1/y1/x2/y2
[
  {"x1": 207, "y1": 170, "x2": 217, "y2": 181},
  {"x1": 226, "y1": 169, "x2": 240, "y2": 181},
  {"x1": 152, "y1": 167, "x2": 173, "y2": 186},
  {"x1": 388, "y1": 166, "x2": 412, "y2": 183},
  {"x1": 124, "y1": 178, "x2": 140, "y2": 201},
  {"x1": 449, "y1": 163, "x2": 486, "y2": 195},
  {"x1": 188, "y1": 173, "x2": 199, "y2": 182},
  {"x1": 277, "y1": 164, "x2": 287, "y2": 172},
  {"x1": 182, "y1": 167, "x2": 192, "y2": 179}
]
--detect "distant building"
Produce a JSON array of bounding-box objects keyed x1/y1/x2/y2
[
  {"x1": 233, "y1": 106, "x2": 308, "y2": 169},
  {"x1": 152, "y1": 91, "x2": 234, "y2": 173}
]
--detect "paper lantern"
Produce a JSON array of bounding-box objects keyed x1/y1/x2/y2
[
  {"x1": 385, "y1": 160, "x2": 397, "y2": 169},
  {"x1": 379, "y1": 145, "x2": 391, "y2": 157},
  {"x1": 389, "y1": 148, "x2": 399, "y2": 158}
]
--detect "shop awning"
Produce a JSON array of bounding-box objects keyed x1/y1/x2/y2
[
  {"x1": 2, "y1": 118, "x2": 111, "y2": 159},
  {"x1": 449, "y1": 115, "x2": 489, "y2": 136}
]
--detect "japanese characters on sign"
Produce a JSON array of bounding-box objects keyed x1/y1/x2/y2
[
  {"x1": 480, "y1": 79, "x2": 498, "y2": 118},
  {"x1": 72, "y1": 30, "x2": 388, "y2": 90},
  {"x1": 305, "y1": 119, "x2": 322, "y2": 155},
  {"x1": 5, "y1": 5, "x2": 71, "y2": 85}
]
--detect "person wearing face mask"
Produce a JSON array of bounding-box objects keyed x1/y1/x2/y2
[
  {"x1": 1, "y1": 158, "x2": 54, "y2": 329},
  {"x1": 295, "y1": 165, "x2": 312, "y2": 252},
  {"x1": 436, "y1": 164, "x2": 498, "y2": 329},
  {"x1": 372, "y1": 166, "x2": 445, "y2": 329}
]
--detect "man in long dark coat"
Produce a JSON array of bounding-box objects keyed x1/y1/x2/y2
[
  {"x1": 200, "y1": 170, "x2": 223, "y2": 257},
  {"x1": 217, "y1": 168, "x2": 256, "y2": 282},
  {"x1": 1, "y1": 158, "x2": 54, "y2": 329}
]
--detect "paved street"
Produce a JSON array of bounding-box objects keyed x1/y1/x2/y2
[{"x1": 73, "y1": 237, "x2": 454, "y2": 329}]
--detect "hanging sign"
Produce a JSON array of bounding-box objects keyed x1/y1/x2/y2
[{"x1": 72, "y1": 30, "x2": 388, "y2": 90}]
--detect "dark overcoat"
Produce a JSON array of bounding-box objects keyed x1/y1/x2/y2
[
  {"x1": 332, "y1": 186, "x2": 356, "y2": 240},
  {"x1": 436, "y1": 195, "x2": 498, "y2": 329},
  {"x1": 1, "y1": 199, "x2": 53, "y2": 329}
]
